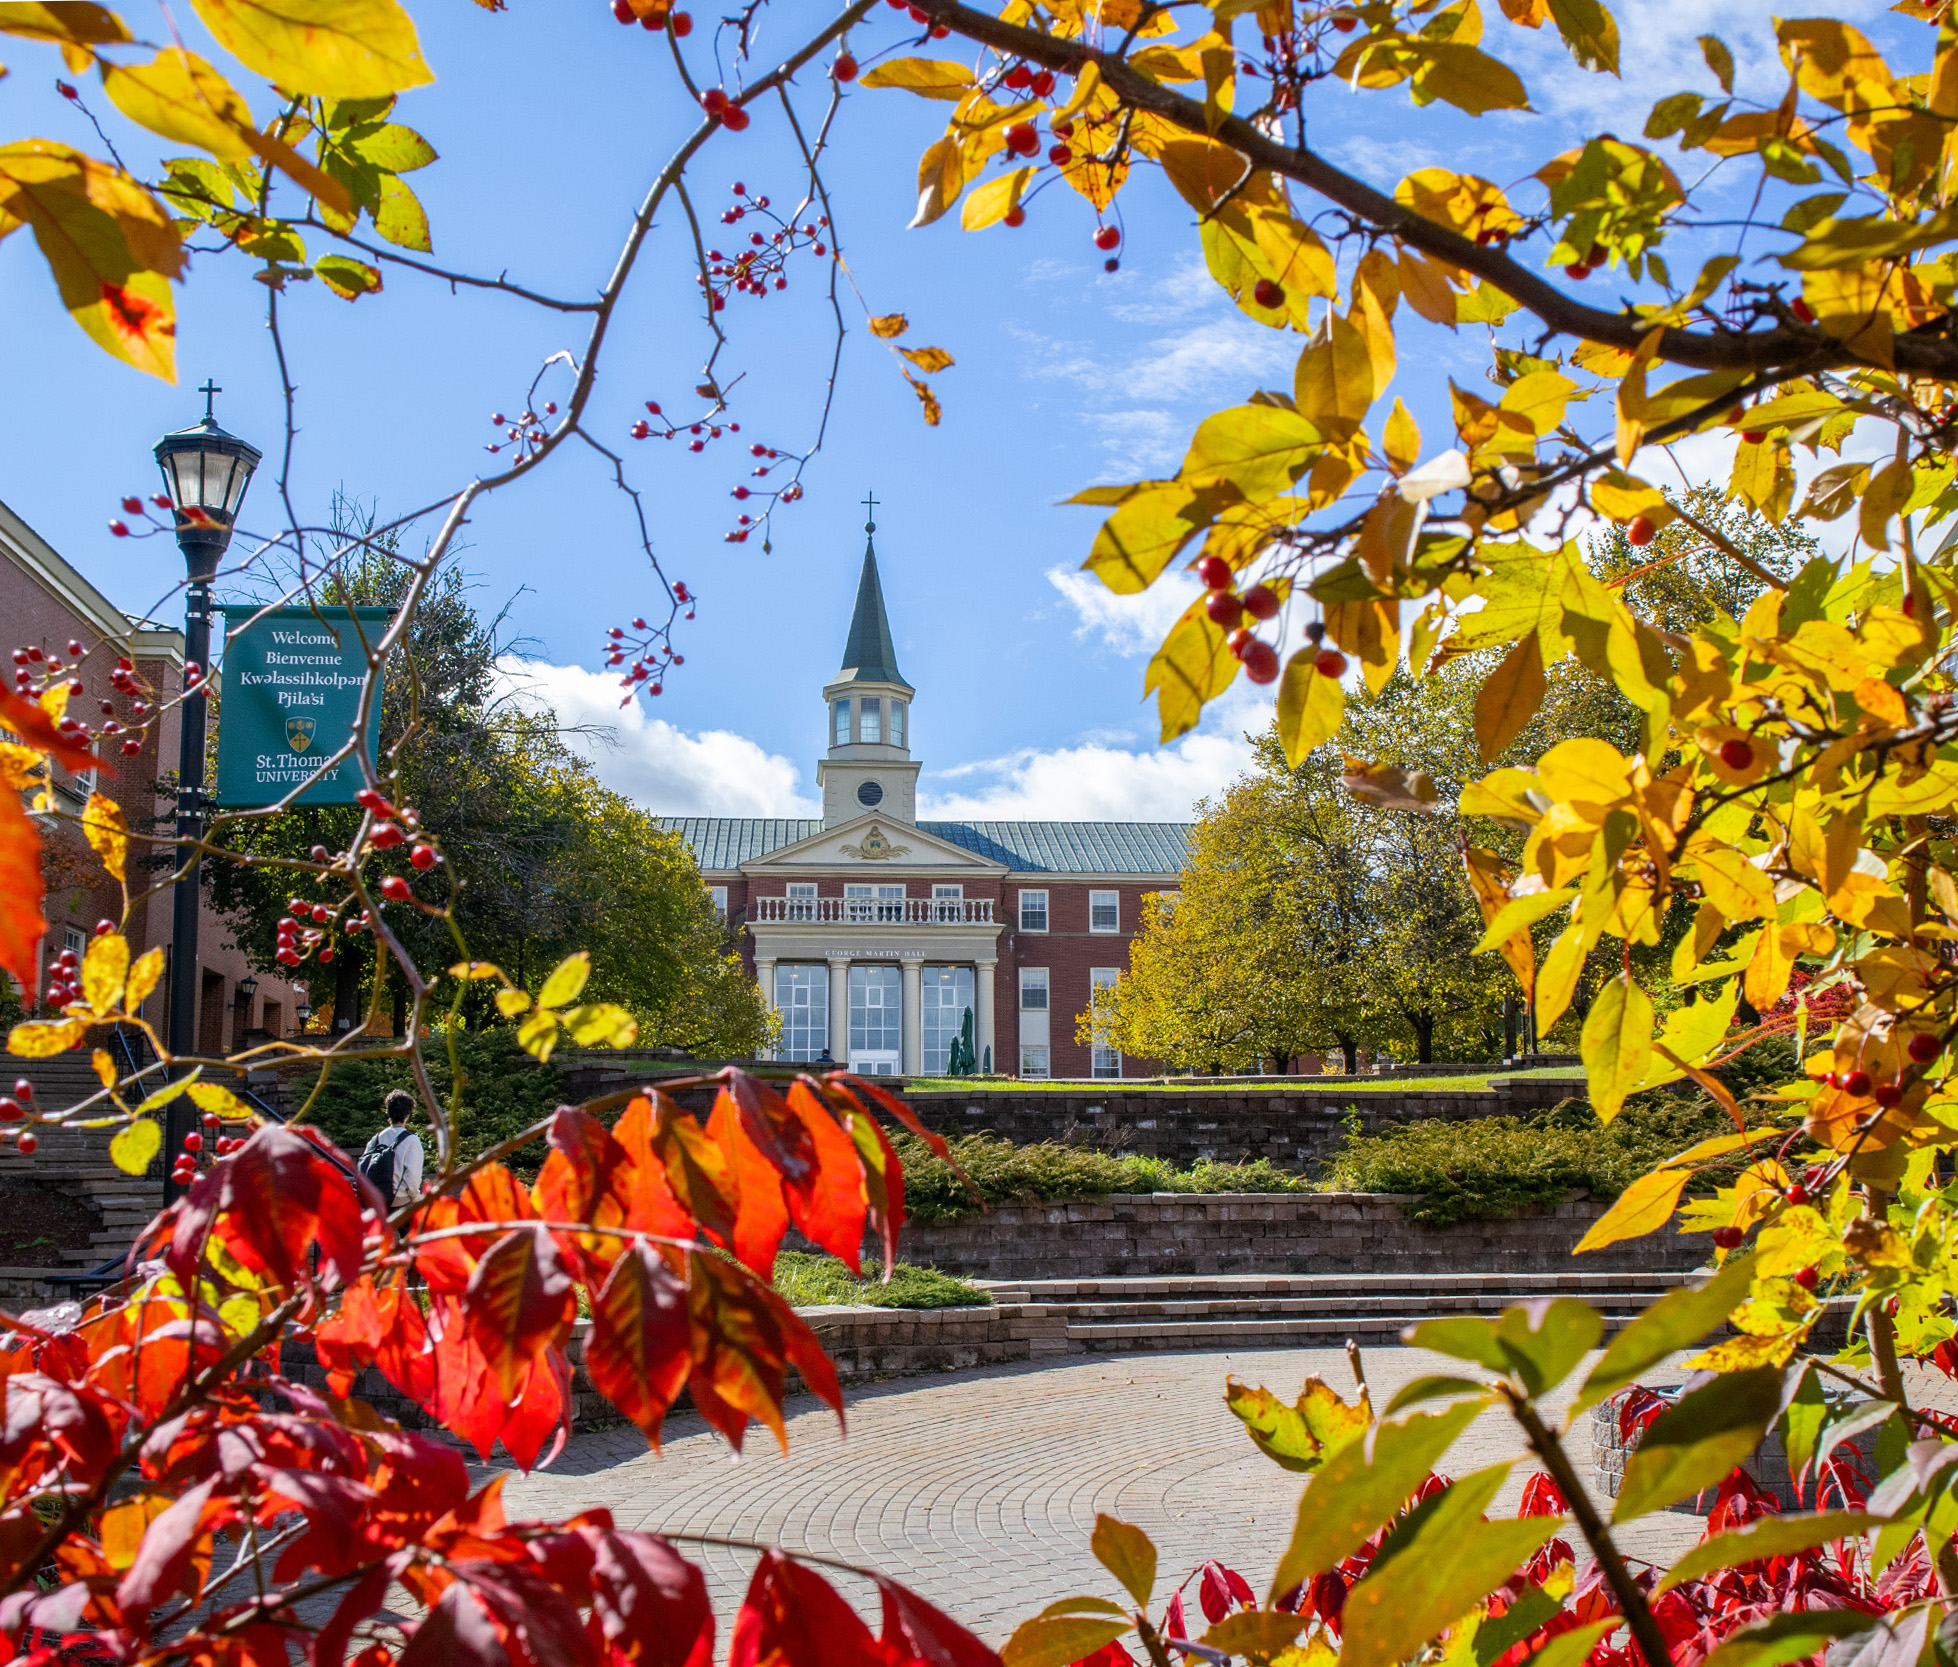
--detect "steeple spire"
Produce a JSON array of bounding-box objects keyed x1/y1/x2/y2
[{"x1": 836, "y1": 509, "x2": 910, "y2": 691}]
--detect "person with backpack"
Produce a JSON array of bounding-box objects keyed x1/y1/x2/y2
[{"x1": 357, "y1": 1090, "x2": 424, "y2": 1212}]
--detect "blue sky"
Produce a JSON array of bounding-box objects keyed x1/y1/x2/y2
[{"x1": 0, "y1": 0, "x2": 1907, "y2": 821}]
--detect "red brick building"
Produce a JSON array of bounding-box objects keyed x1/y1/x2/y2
[
  {"x1": 659, "y1": 531, "x2": 1189, "y2": 1078},
  {"x1": 0, "y1": 498, "x2": 306, "y2": 1047}
]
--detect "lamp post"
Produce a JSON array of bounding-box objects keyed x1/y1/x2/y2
[
  {"x1": 294, "y1": 998, "x2": 312, "y2": 1035},
  {"x1": 154, "y1": 385, "x2": 259, "y2": 1201}
]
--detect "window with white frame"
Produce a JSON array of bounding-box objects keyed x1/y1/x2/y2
[
  {"x1": 773, "y1": 965, "x2": 829, "y2": 1062},
  {"x1": 846, "y1": 883, "x2": 905, "y2": 923},
  {"x1": 787, "y1": 882, "x2": 817, "y2": 921},
  {"x1": 890, "y1": 701, "x2": 905, "y2": 746},
  {"x1": 833, "y1": 699, "x2": 850, "y2": 745},
  {"x1": 1019, "y1": 968, "x2": 1049, "y2": 1010},
  {"x1": 1089, "y1": 968, "x2": 1122, "y2": 1078},
  {"x1": 931, "y1": 883, "x2": 963, "y2": 923},
  {"x1": 708, "y1": 886, "x2": 728, "y2": 919},
  {"x1": 1018, "y1": 890, "x2": 1048, "y2": 932},
  {"x1": 858, "y1": 697, "x2": 882, "y2": 743},
  {"x1": 1019, "y1": 1046, "x2": 1051, "y2": 1080},
  {"x1": 1089, "y1": 890, "x2": 1119, "y2": 933}
]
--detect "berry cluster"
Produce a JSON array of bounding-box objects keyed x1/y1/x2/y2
[
  {"x1": 1196, "y1": 554, "x2": 1289, "y2": 685},
  {"x1": 483, "y1": 401, "x2": 560, "y2": 462},
  {"x1": 172, "y1": 1109, "x2": 252, "y2": 1186},
  {"x1": 0, "y1": 1079, "x2": 37, "y2": 1156},
  {"x1": 883, "y1": 0, "x2": 950, "y2": 37},
  {"x1": 628, "y1": 399, "x2": 746, "y2": 451},
  {"x1": 608, "y1": 0, "x2": 692, "y2": 34},
  {"x1": 272, "y1": 789, "x2": 438, "y2": 966},
  {"x1": 106, "y1": 491, "x2": 174, "y2": 540},
  {"x1": 11, "y1": 638, "x2": 153, "y2": 759},
  {"x1": 693, "y1": 186, "x2": 830, "y2": 312},
  {"x1": 606, "y1": 614, "x2": 686, "y2": 700}
]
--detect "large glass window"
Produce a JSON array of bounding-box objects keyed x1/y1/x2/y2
[
  {"x1": 859, "y1": 697, "x2": 882, "y2": 743},
  {"x1": 1018, "y1": 890, "x2": 1049, "y2": 932},
  {"x1": 773, "y1": 965, "x2": 829, "y2": 1062},
  {"x1": 848, "y1": 964, "x2": 901, "y2": 1062},
  {"x1": 1089, "y1": 968, "x2": 1121, "y2": 1078},
  {"x1": 1020, "y1": 1046, "x2": 1050, "y2": 1080},
  {"x1": 1090, "y1": 890, "x2": 1119, "y2": 933},
  {"x1": 890, "y1": 702, "x2": 905, "y2": 746},
  {"x1": 833, "y1": 699, "x2": 850, "y2": 745},
  {"x1": 921, "y1": 965, "x2": 975, "y2": 1075},
  {"x1": 1019, "y1": 968, "x2": 1048, "y2": 1010}
]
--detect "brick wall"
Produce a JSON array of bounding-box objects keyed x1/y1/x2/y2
[
  {"x1": 883, "y1": 1193, "x2": 1704, "y2": 1281},
  {"x1": 997, "y1": 881, "x2": 1159, "y2": 1078}
]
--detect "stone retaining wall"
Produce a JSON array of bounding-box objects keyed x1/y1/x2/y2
[{"x1": 883, "y1": 1192, "x2": 1704, "y2": 1281}]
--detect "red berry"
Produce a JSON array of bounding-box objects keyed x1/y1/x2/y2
[
  {"x1": 368, "y1": 822, "x2": 405, "y2": 849},
  {"x1": 1718, "y1": 738, "x2": 1754, "y2": 770},
  {"x1": 1094, "y1": 224, "x2": 1121, "y2": 251},
  {"x1": 183, "y1": 1132, "x2": 202, "y2": 1152},
  {"x1": 1252, "y1": 279, "x2": 1284, "y2": 309},
  {"x1": 723, "y1": 107, "x2": 750, "y2": 131},
  {"x1": 1793, "y1": 1265, "x2": 1819, "y2": 1291},
  {"x1": 1843, "y1": 1069, "x2": 1872, "y2": 1097},
  {"x1": 109, "y1": 521, "x2": 129, "y2": 537},
  {"x1": 1242, "y1": 639, "x2": 1280, "y2": 685},
  {"x1": 202, "y1": 1111, "x2": 220, "y2": 1128},
  {"x1": 0, "y1": 1101, "x2": 17, "y2": 1123},
  {"x1": 412, "y1": 845, "x2": 437, "y2": 870},
  {"x1": 1565, "y1": 263, "x2": 1588, "y2": 279},
  {"x1": 1874, "y1": 1082, "x2": 1903, "y2": 1108},
  {"x1": 121, "y1": 496, "x2": 142, "y2": 514},
  {"x1": 1712, "y1": 1226, "x2": 1745, "y2": 1250},
  {"x1": 1003, "y1": 206, "x2": 1026, "y2": 227},
  {"x1": 1206, "y1": 590, "x2": 1243, "y2": 628},
  {"x1": 834, "y1": 53, "x2": 857, "y2": 80},
  {"x1": 670, "y1": 10, "x2": 691, "y2": 32},
  {"x1": 1331, "y1": 12, "x2": 1356, "y2": 27},
  {"x1": 1786, "y1": 1184, "x2": 1809, "y2": 1207},
  {"x1": 1791, "y1": 298, "x2": 1814, "y2": 323},
  {"x1": 1048, "y1": 145, "x2": 1073, "y2": 165},
  {"x1": 1315, "y1": 649, "x2": 1348, "y2": 679},
  {"x1": 380, "y1": 876, "x2": 411, "y2": 902},
  {"x1": 1741, "y1": 430, "x2": 1765, "y2": 444},
  {"x1": 702, "y1": 87, "x2": 729, "y2": 115},
  {"x1": 1241, "y1": 583, "x2": 1280, "y2": 622},
  {"x1": 1909, "y1": 1032, "x2": 1941, "y2": 1063},
  {"x1": 1030, "y1": 68, "x2": 1055, "y2": 95},
  {"x1": 1196, "y1": 554, "x2": 1232, "y2": 590},
  {"x1": 1005, "y1": 122, "x2": 1038, "y2": 155},
  {"x1": 612, "y1": 0, "x2": 634, "y2": 18},
  {"x1": 1004, "y1": 65, "x2": 1033, "y2": 89},
  {"x1": 122, "y1": 739, "x2": 141, "y2": 755},
  {"x1": 1626, "y1": 516, "x2": 1655, "y2": 547},
  {"x1": 1226, "y1": 628, "x2": 1253, "y2": 659},
  {"x1": 14, "y1": 1081, "x2": 31, "y2": 1102},
  {"x1": 17, "y1": 1133, "x2": 35, "y2": 1156}
]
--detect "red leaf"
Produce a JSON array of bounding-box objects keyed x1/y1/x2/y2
[
  {"x1": 684, "y1": 1249, "x2": 787, "y2": 1452},
  {"x1": 497, "y1": 1346, "x2": 571, "y2": 1473},
  {"x1": 706, "y1": 1090, "x2": 790, "y2": 1281},
  {"x1": 455, "y1": 1561, "x2": 598, "y2": 1667},
  {"x1": 116, "y1": 1475, "x2": 215, "y2": 1620},
  {"x1": 839, "y1": 1095, "x2": 906, "y2": 1280},
  {"x1": 720, "y1": 1069, "x2": 816, "y2": 1186},
  {"x1": 463, "y1": 1227, "x2": 575, "y2": 1399},
  {"x1": 397, "y1": 1580, "x2": 509, "y2": 1667},
  {"x1": 876, "y1": 1576, "x2": 1002, "y2": 1667},
  {"x1": 829, "y1": 1072, "x2": 951, "y2": 1160},
  {"x1": 584, "y1": 1530, "x2": 714, "y2": 1667},
  {"x1": 585, "y1": 1244, "x2": 691, "y2": 1448},
  {"x1": 415, "y1": 1164, "x2": 535, "y2": 1295},
  {"x1": 729, "y1": 1551, "x2": 880, "y2": 1667},
  {"x1": 219, "y1": 1126, "x2": 365, "y2": 1292},
  {"x1": 784, "y1": 1082, "x2": 870, "y2": 1273},
  {"x1": 0, "y1": 790, "x2": 46, "y2": 995},
  {"x1": 0, "y1": 686, "x2": 102, "y2": 775},
  {"x1": 617, "y1": 1093, "x2": 734, "y2": 1248},
  {"x1": 534, "y1": 1106, "x2": 636, "y2": 1282},
  {"x1": 314, "y1": 1561, "x2": 396, "y2": 1667}
]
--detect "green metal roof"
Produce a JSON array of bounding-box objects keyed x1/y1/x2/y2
[
  {"x1": 834, "y1": 539, "x2": 910, "y2": 691},
  {"x1": 656, "y1": 818, "x2": 1189, "y2": 875}
]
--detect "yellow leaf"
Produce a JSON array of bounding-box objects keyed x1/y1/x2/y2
[
  {"x1": 1396, "y1": 248, "x2": 1458, "y2": 324},
  {"x1": 81, "y1": 789, "x2": 125, "y2": 881},
  {"x1": 1473, "y1": 632, "x2": 1545, "y2": 762},
  {"x1": 1083, "y1": 482, "x2": 1227, "y2": 595},
  {"x1": 496, "y1": 987, "x2": 531, "y2": 1017},
  {"x1": 1276, "y1": 649, "x2": 1344, "y2": 766},
  {"x1": 1573, "y1": 1167, "x2": 1689, "y2": 1253},
  {"x1": 1382, "y1": 398, "x2": 1421, "y2": 475},
  {"x1": 867, "y1": 313, "x2": 908, "y2": 340},
  {"x1": 563, "y1": 1002, "x2": 639, "y2": 1048},
  {"x1": 80, "y1": 930, "x2": 128, "y2": 1013},
  {"x1": 904, "y1": 369, "x2": 943, "y2": 426},
  {"x1": 1145, "y1": 593, "x2": 1237, "y2": 742},
  {"x1": 98, "y1": 1493, "x2": 172, "y2": 1572},
  {"x1": 1856, "y1": 676, "x2": 1907, "y2": 727},
  {"x1": 1408, "y1": 40, "x2": 1529, "y2": 114},
  {"x1": 0, "y1": 141, "x2": 181, "y2": 379},
  {"x1": 537, "y1": 950, "x2": 591, "y2": 1011},
  {"x1": 8, "y1": 1017, "x2": 89, "y2": 1057},
  {"x1": 135, "y1": 1073, "x2": 196, "y2": 1113},
  {"x1": 1293, "y1": 312, "x2": 1374, "y2": 441},
  {"x1": 1340, "y1": 758, "x2": 1438, "y2": 813},
  {"x1": 910, "y1": 135, "x2": 963, "y2": 227},
  {"x1": 1179, "y1": 404, "x2": 1322, "y2": 499},
  {"x1": 1582, "y1": 974, "x2": 1654, "y2": 1124},
  {"x1": 91, "y1": 1048, "x2": 114, "y2": 1089},
  {"x1": 898, "y1": 345, "x2": 954, "y2": 373},
  {"x1": 186, "y1": 1081, "x2": 249, "y2": 1118},
  {"x1": 125, "y1": 946, "x2": 163, "y2": 1010},
  {"x1": 860, "y1": 56, "x2": 974, "y2": 98},
  {"x1": 1858, "y1": 458, "x2": 1910, "y2": 553},
  {"x1": 1393, "y1": 169, "x2": 1522, "y2": 241},
  {"x1": 1590, "y1": 470, "x2": 1670, "y2": 526},
  {"x1": 961, "y1": 166, "x2": 1029, "y2": 231},
  {"x1": 189, "y1": 0, "x2": 432, "y2": 97},
  {"x1": 516, "y1": 1006, "x2": 561, "y2": 1062},
  {"x1": 1325, "y1": 597, "x2": 1399, "y2": 694},
  {"x1": 0, "y1": 4, "x2": 130, "y2": 48},
  {"x1": 1535, "y1": 921, "x2": 1586, "y2": 1033},
  {"x1": 109, "y1": 1117, "x2": 161, "y2": 1175},
  {"x1": 1498, "y1": 370, "x2": 1576, "y2": 437},
  {"x1": 1745, "y1": 917, "x2": 1796, "y2": 1011}
]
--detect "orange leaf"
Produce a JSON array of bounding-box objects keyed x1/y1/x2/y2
[
  {"x1": 462, "y1": 1225, "x2": 576, "y2": 1398},
  {"x1": 706, "y1": 1088, "x2": 792, "y2": 1280},
  {"x1": 0, "y1": 788, "x2": 46, "y2": 993},
  {"x1": 586, "y1": 1242, "x2": 692, "y2": 1447},
  {"x1": 614, "y1": 1093, "x2": 725, "y2": 1244},
  {"x1": 0, "y1": 684, "x2": 101, "y2": 774},
  {"x1": 533, "y1": 1104, "x2": 636, "y2": 1281},
  {"x1": 785, "y1": 1080, "x2": 870, "y2": 1273},
  {"x1": 414, "y1": 1161, "x2": 535, "y2": 1294}
]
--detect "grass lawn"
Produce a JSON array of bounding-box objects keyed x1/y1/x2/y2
[{"x1": 772, "y1": 1251, "x2": 990, "y2": 1308}]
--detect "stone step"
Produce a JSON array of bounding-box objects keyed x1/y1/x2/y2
[
  {"x1": 1047, "y1": 1290, "x2": 1670, "y2": 1323},
  {"x1": 979, "y1": 1271, "x2": 1696, "y2": 1304},
  {"x1": 1064, "y1": 1309, "x2": 1658, "y2": 1349}
]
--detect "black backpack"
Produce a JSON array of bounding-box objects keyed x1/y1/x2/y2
[{"x1": 358, "y1": 1125, "x2": 411, "y2": 1205}]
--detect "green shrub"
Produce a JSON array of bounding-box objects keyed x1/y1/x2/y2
[
  {"x1": 769, "y1": 1251, "x2": 989, "y2": 1309},
  {"x1": 1317, "y1": 1095, "x2": 1735, "y2": 1226},
  {"x1": 893, "y1": 1133, "x2": 1309, "y2": 1223},
  {"x1": 284, "y1": 1026, "x2": 566, "y2": 1176}
]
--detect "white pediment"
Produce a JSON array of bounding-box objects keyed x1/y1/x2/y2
[{"x1": 740, "y1": 814, "x2": 1004, "y2": 874}]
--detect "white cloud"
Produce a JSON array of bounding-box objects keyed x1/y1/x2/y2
[
  {"x1": 496, "y1": 657, "x2": 818, "y2": 817},
  {"x1": 1046, "y1": 563, "x2": 1202, "y2": 656},
  {"x1": 919, "y1": 729, "x2": 1252, "y2": 822}
]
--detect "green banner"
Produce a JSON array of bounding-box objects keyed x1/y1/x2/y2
[{"x1": 214, "y1": 606, "x2": 392, "y2": 806}]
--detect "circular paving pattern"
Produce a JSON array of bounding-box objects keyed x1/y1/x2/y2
[{"x1": 495, "y1": 1345, "x2": 1711, "y2": 1641}]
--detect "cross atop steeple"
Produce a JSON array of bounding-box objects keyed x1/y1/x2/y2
[
  {"x1": 862, "y1": 489, "x2": 879, "y2": 534},
  {"x1": 198, "y1": 379, "x2": 221, "y2": 420}
]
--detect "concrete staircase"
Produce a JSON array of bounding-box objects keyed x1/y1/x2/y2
[{"x1": 971, "y1": 1272, "x2": 1697, "y2": 1353}]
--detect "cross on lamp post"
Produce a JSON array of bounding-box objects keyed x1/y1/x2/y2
[{"x1": 153, "y1": 391, "x2": 260, "y2": 1201}]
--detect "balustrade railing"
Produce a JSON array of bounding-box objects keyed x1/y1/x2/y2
[{"x1": 748, "y1": 896, "x2": 995, "y2": 925}]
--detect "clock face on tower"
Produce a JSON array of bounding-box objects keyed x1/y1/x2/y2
[{"x1": 856, "y1": 780, "x2": 884, "y2": 807}]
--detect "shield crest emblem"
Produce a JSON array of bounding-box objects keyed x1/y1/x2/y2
[{"x1": 286, "y1": 716, "x2": 316, "y2": 753}]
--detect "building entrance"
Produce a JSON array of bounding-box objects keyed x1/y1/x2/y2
[{"x1": 848, "y1": 964, "x2": 902, "y2": 1075}]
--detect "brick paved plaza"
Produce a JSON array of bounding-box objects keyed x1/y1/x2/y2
[{"x1": 495, "y1": 1345, "x2": 1715, "y2": 1642}]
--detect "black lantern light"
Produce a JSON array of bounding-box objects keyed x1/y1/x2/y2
[{"x1": 153, "y1": 392, "x2": 261, "y2": 580}]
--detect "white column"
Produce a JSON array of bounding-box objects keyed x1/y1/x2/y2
[
  {"x1": 901, "y1": 960, "x2": 923, "y2": 1077},
  {"x1": 975, "y1": 959, "x2": 996, "y2": 1076},
  {"x1": 754, "y1": 959, "x2": 776, "y2": 1059},
  {"x1": 827, "y1": 956, "x2": 851, "y2": 1063}
]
